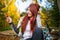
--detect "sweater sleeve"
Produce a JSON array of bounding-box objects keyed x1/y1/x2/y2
[
  {"x1": 36, "y1": 14, "x2": 42, "y2": 28},
  {"x1": 9, "y1": 17, "x2": 23, "y2": 34},
  {"x1": 17, "y1": 17, "x2": 24, "y2": 36},
  {"x1": 10, "y1": 22, "x2": 19, "y2": 34},
  {"x1": 17, "y1": 17, "x2": 23, "y2": 28}
]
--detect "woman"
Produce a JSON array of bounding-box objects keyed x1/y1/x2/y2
[{"x1": 6, "y1": 3, "x2": 44, "y2": 40}]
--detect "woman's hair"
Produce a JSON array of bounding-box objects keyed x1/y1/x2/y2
[{"x1": 21, "y1": 3, "x2": 40, "y2": 33}]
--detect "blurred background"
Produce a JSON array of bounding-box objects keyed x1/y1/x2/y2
[{"x1": 0, "y1": 0, "x2": 60, "y2": 40}]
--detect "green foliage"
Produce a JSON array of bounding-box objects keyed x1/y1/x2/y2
[
  {"x1": 41, "y1": 0, "x2": 59, "y2": 27},
  {"x1": 50, "y1": 0, "x2": 59, "y2": 27},
  {"x1": 20, "y1": 12, "x2": 26, "y2": 17},
  {"x1": 0, "y1": 0, "x2": 11, "y2": 31},
  {"x1": 0, "y1": 26, "x2": 12, "y2": 31}
]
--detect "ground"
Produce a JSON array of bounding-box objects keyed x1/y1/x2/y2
[
  {"x1": 0, "y1": 30, "x2": 20, "y2": 40},
  {"x1": 0, "y1": 30, "x2": 60, "y2": 40}
]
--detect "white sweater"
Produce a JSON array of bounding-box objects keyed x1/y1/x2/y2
[
  {"x1": 23, "y1": 21, "x2": 32, "y2": 39},
  {"x1": 17, "y1": 14, "x2": 42, "y2": 40}
]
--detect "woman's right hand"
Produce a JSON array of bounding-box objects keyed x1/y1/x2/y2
[{"x1": 6, "y1": 16, "x2": 12, "y2": 23}]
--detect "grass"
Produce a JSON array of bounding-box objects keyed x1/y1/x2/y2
[{"x1": 0, "y1": 26, "x2": 12, "y2": 31}]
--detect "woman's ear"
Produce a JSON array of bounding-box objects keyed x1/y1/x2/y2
[
  {"x1": 38, "y1": 11, "x2": 40, "y2": 14},
  {"x1": 38, "y1": 8, "x2": 40, "y2": 13}
]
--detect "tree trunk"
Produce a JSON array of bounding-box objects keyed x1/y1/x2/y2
[
  {"x1": 57, "y1": 0, "x2": 60, "y2": 28},
  {"x1": 57, "y1": 0, "x2": 60, "y2": 13}
]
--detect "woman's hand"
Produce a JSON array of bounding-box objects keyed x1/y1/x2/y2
[{"x1": 6, "y1": 16, "x2": 12, "y2": 23}]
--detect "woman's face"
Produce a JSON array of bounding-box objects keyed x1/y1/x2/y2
[{"x1": 27, "y1": 8, "x2": 33, "y2": 17}]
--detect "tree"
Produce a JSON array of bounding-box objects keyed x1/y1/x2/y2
[
  {"x1": 48, "y1": 0, "x2": 59, "y2": 27},
  {"x1": 0, "y1": 0, "x2": 20, "y2": 31},
  {"x1": 0, "y1": 0, "x2": 11, "y2": 31},
  {"x1": 8, "y1": 0, "x2": 20, "y2": 25},
  {"x1": 39, "y1": 0, "x2": 59, "y2": 28},
  {"x1": 57, "y1": 0, "x2": 60, "y2": 27}
]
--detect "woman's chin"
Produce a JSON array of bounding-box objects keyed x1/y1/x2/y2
[{"x1": 28, "y1": 15, "x2": 31, "y2": 17}]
